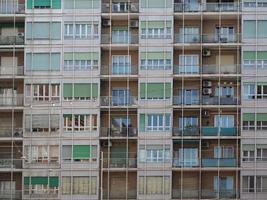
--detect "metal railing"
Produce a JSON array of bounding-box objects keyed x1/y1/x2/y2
[
  {"x1": 103, "y1": 157, "x2": 137, "y2": 168},
  {"x1": 201, "y1": 189, "x2": 237, "y2": 199},
  {"x1": 0, "y1": 66, "x2": 23, "y2": 75},
  {"x1": 103, "y1": 189, "x2": 137, "y2": 199},
  {"x1": 0, "y1": 1, "x2": 24, "y2": 14},
  {"x1": 174, "y1": 2, "x2": 240, "y2": 12},
  {"x1": 0, "y1": 95, "x2": 23, "y2": 106},
  {"x1": 0, "y1": 127, "x2": 22, "y2": 137},
  {"x1": 202, "y1": 96, "x2": 239, "y2": 105},
  {"x1": 102, "y1": 2, "x2": 139, "y2": 13},
  {"x1": 100, "y1": 96, "x2": 138, "y2": 106},
  {"x1": 174, "y1": 65, "x2": 200, "y2": 74},
  {"x1": 100, "y1": 127, "x2": 137, "y2": 137},
  {"x1": 202, "y1": 158, "x2": 237, "y2": 167},
  {"x1": 172, "y1": 189, "x2": 200, "y2": 199},
  {"x1": 0, "y1": 159, "x2": 22, "y2": 168},
  {"x1": 101, "y1": 34, "x2": 138, "y2": 44},
  {"x1": 175, "y1": 34, "x2": 201, "y2": 43},
  {"x1": 0, "y1": 35, "x2": 24, "y2": 45},
  {"x1": 0, "y1": 191, "x2": 22, "y2": 200},
  {"x1": 173, "y1": 127, "x2": 199, "y2": 136},
  {"x1": 173, "y1": 95, "x2": 200, "y2": 105},
  {"x1": 202, "y1": 64, "x2": 240, "y2": 74},
  {"x1": 175, "y1": 34, "x2": 239, "y2": 43},
  {"x1": 101, "y1": 65, "x2": 138, "y2": 75}
]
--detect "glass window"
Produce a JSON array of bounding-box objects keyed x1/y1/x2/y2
[{"x1": 214, "y1": 115, "x2": 234, "y2": 128}]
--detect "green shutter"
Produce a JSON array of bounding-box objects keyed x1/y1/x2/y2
[
  {"x1": 51, "y1": 53, "x2": 60, "y2": 70},
  {"x1": 243, "y1": 20, "x2": 256, "y2": 39},
  {"x1": 257, "y1": 52, "x2": 267, "y2": 60},
  {"x1": 34, "y1": 0, "x2": 51, "y2": 7},
  {"x1": 27, "y1": 0, "x2": 33, "y2": 9},
  {"x1": 243, "y1": 51, "x2": 256, "y2": 60},
  {"x1": 52, "y1": 0, "x2": 61, "y2": 9},
  {"x1": 63, "y1": 114, "x2": 72, "y2": 118},
  {"x1": 49, "y1": 177, "x2": 59, "y2": 187},
  {"x1": 140, "y1": 83, "x2": 146, "y2": 99},
  {"x1": 147, "y1": 83, "x2": 164, "y2": 98},
  {"x1": 92, "y1": 83, "x2": 98, "y2": 98},
  {"x1": 51, "y1": 22, "x2": 61, "y2": 39},
  {"x1": 63, "y1": 83, "x2": 73, "y2": 98},
  {"x1": 73, "y1": 145, "x2": 91, "y2": 159},
  {"x1": 141, "y1": 52, "x2": 172, "y2": 59},
  {"x1": 140, "y1": 21, "x2": 171, "y2": 28},
  {"x1": 139, "y1": 114, "x2": 145, "y2": 132},
  {"x1": 258, "y1": 20, "x2": 267, "y2": 38},
  {"x1": 165, "y1": 83, "x2": 171, "y2": 98},
  {"x1": 64, "y1": 52, "x2": 99, "y2": 60},
  {"x1": 74, "y1": 83, "x2": 91, "y2": 98},
  {"x1": 64, "y1": 0, "x2": 100, "y2": 9},
  {"x1": 27, "y1": 0, "x2": 61, "y2": 9},
  {"x1": 24, "y1": 177, "x2": 59, "y2": 186},
  {"x1": 256, "y1": 113, "x2": 267, "y2": 121},
  {"x1": 243, "y1": 113, "x2": 255, "y2": 121},
  {"x1": 242, "y1": 144, "x2": 254, "y2": 151},
  {"x1": 141, "y1": 0, "x2": 172, "y2": 8}
]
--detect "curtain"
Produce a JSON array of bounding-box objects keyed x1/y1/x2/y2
[{"x1": 62, "y1": 177, "x2": 71, "y2": 194}]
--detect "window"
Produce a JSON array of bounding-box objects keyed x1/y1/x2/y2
[
  {"x1": 243, "y1": 149, "x2": 255, "y2": 161},
  {"x1": 140, "y1": 52, "x2": 171, "y2": 70},
  {"x1": 178, "y1": 54, "x2": 199, "y2": 73},
  {"x1": 243, "y1": 83, "x2": 255, "y2": 99},
  {"x1": 25, "y1": 114, "x2": 60, "y2": 134},
  {"x1": 24, "y1": 177, "x2": 59, "y2": 195},
  {"x1": 63, "y1": 83, "x2": 98, "y2": 101},
  {"x1": 215, "y1": 86, "x2": 234, "y2": 97},
  {"x1": 243, "y1": 176, "x2": 255, "y2": 193},
  {"x1": 112, "y1": 29, "x2": 129, "y2": 43},
  {"x1": 179, "y1": 117, "x2": 198, "y2": 130},
  {"x1": 139, "y1": 176, "x2": 170, "y2": 195},
  {"x1": 112, "y1": 2, "x2": 129, "y2": 12},
  {"x1": 63, "y1": 114, "x2": 97, "y2": 132},
  {"x1": 25, "y1": 84, "x2": 60, "y2": 102},
  {"x1": 257, "y1": 84, "x2": 267, "y2": 99},
  {"x1": 214, "y1": 146, "x2": 234, "y2": 158},
  {"x1": 179, "y1": 89, "x2": 199, "y2": 105},
  {"x1": 215, "y1": 26, "x2": 235, "y2": 42},
  {"x1": 243, "y1": 20, "x2": 267, "y2": 39},
  {"x1": 243, "y1": 51, "x2": 267, "y2": 69},
  {"x1": 214, "y1": 176, "x2": 233, "y2": 193},
  {"x1": 26, "y1": 53, "x2": 60, "y2": 72},
  {"x1": 180, "y1": 27, "x2": 199, "y2": 43},
  {"x1": 26, "y1": 22, "x2": 61, "y2": 40},
  {"x1": 146, "y1": 114, "x2": 171, "y2": 131},
  {"x1": 62, "y1": 145, "x2": 97, "y2": 162},
  {"x1": 64, "y1": 52, "x2": 99, "y2": 71},
  {"x1": 141, "y1": 21, "x2": 172, "y2": 39},
  {"x1": 140, "y1": 82, "x2": 171, "y2": 100},
  {"x1": 62, "y1": 176, "x2": 97, "y2": 195},
  {"x1": 139, "y1": 145, "x2": 171, "y2": 163},
  {"x1": 112, "y1": 55, "x2": 131, "y2": 74},
  {"x1": 0, "y1": 181, "x2": 15, "y2": 195},
  {"x1": 24, "y1": 145, "x2": 59, "y2": 164},
  {"x1": 243, "y1": 113, "x2": 267, "y2": 130},
  {"x1": 112, "y1": 89, "x2": 130, "y2": 106},
  {"x1": 177, "y1": 148, "x2": 198, "y2": 167},
  {"x1": 214, "y1": 115, "x2": 234, "y2": 128},
  {"x1": 256, "y1": 176, "x2": 267, "y2": 192},
  {"x1": 141, "y1": 0, "x2": 172, "y2": 8},
  {"x1": 256, "y1": 148, "x2": 267, "y2": 161},
  {"x1": 64, "y1": 22, "x2": 99, "y2": 39}
]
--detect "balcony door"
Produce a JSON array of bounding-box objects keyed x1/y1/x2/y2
[
  {"x1": 111, "y1": 117, "x2": 131, "y2": 135},
  {"x1": 112, "y1": 89, "x2": 130, "y2": 106},
  {"x1": 112, "y1": 2, "x2": 129, "y2": 12},
  {"x1": 183, "y1": 0, "x2": 199, "y2": 11},
  {"x1": 214, "y1": 176, "x2": 234, "y2": 193},
  {"x1": 112, "y1": 55, "x2": 131, "y2": 74},
  {"x1": 178, "y1": 148, "x2": 198, "y2": 167},
  {"x1": 112, "y1": 28, "x2": 129, "y2": 43},
  {"x1": 179, "y1": 54, "x2": 199, "y2": 73},
  {"x1": 215, "y1": 26, "x2": 234, "y2": 42},
  {"x1": 180, "y1": 27, "x2": 199, "y2": 43},
  {"x1": 179, "y1": 89, "x2": 199, "y2": 104}
]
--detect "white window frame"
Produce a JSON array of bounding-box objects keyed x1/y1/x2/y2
[
  {"x1": 179, "y1": 54, "x2": 199, "y2": 73},
  {"x1": 146, "y1": 114, "x2": 170, "y2": 131},
  {"x1": 63, "y1": 114, "x2": 97, "y2": 132},
  {"x1": 214, "y1": 115, "x2": 235, "y2": 128},
  {"x1": 243, "y1": 150, "x2": 255, "y2": 161},
  {"x1": 112, "y1": 55, "x2": 131, "y2": 74},
  {"x1": 244, "y1": 83, "x2": 255, "y2": 99}
]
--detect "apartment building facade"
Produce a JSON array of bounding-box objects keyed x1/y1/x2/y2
[{"x1": 0, "y1": 0, "x2": 266, "y2": 199}]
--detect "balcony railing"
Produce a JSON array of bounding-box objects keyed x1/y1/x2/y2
[
  {"x1": 0, "y1": 191, "x2": 22, "y2": 200},
  {"x1": 201, "y1": 189, "x2": 237, "y2": 199},
  {"x1": 174, "y1": 2, "x2": 240, "y2": 12},
  {"x1": 103, "y1": 157, "x2": 137, "y2": 168},
  {"x1": 202, "y1": 96, "x2": 239, "y2": 105},
  {"x1": 173, "y1": 95, "x2": 200, "y2": 105},
  {"x1": 103, "y1": 189, "x2": 137, "y2": 200},
  {"x1": 100, "y1": 96, "x2": 138, "y2": 106},
  {"x1": 202, "y1": 34, "x2": 239, "y2": 43},
  {"x1": 175, "y1": 34, "x2": 201, "y2": 43},
  {"x1": 0, "y1": 95, "x2": 23, "y2": 106},
  {"x1": 202, "y1": 158, "x2": 237, "y2": 167},
  {"x1": 0, "y1": 127, "x2": 22, "y2": 137},
  {"x1": 0, "y1": 2, "x2": 24, "y2": 14},
  {"x1": 172, "y1": 189, "x2": 199, "y2": 199},
  {"x1": 0, "y1": 35, "x2": 24, "y2": 45},
  {"x1": 101, "y1": 65, "x2": 138, "y2": 75},
  {"x1": 102, "y1": 2, "x2": 139, "y2": 13},
  {"x1": 174, "y1": 65, "x2": 200, "y2": 74},
  {"x1": 0, "y1": 66, "x2": 23, "y2": 75},
  {"x1": 202, "y1": 64, "x2": 240, "y2": 74},
  {"x1": 0, "y1": 159, "x2": 22, "y2": 169},
  {"x1": 173, "y1": 127, "x2": 199, "y2": 136},
  {"x1": 100, "y1": 127, "x2": 137, "y2": 137},
  {"x1": 173, "y1": 158, "x2": 199, "y2": 167},
  {"x1": 201, "y1": 127, "x2": 237, "y2": 136},
  {"x1": 101, "y1": 34, "x2": 138, "y2": 44}
]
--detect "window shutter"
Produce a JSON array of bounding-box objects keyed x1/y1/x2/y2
[
  {"x1": 256, "y1": 113, "x2": 267, "y2": 121},
  {"x1": 243, "y1": 21, "x2": 256, "y2": 38},
  {"x1": 165, "y1": 83, "x2": 171, "y2": 98},
  {"x1": 140, "y1": 83, "x2": 146, "y2": 99},
  {"x1": 139, "y1": 114, "x2": 145, "y2": 132},
  {"x1": 74, "y1": 83, "x2": 91, "y2": 98},
  {"x1": 243, "y1": 51, "x2": 256, "y2": 60},
  {"x1": 147, "y1": 83, "x2": 164, "y2": 98},
  {"x1": 73, "y1": 145, "x2": 91, "y2": 159},
  {"x1": 243, "y1": 113, "x2": 255, "y2": 121},
  {"x1": 258, "y1": 20, "x2": 267, "y2": 38},
  {"x1": 63, "y1": 83, "x2": 73, "y2": 98}
]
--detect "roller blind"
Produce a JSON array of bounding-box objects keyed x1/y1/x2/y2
[
  {"x1": 63, "y1": 84, "x2": 72, "y2": 98},
  {"x1": 64, "y1": 52, "x2": 99, "y2": 60},
  {"x1": 243, "y1": 113, "x2": 267, "y2": 121},
  {"x1": 243, "y1": 51, "x2": 256, "y2": 60},
  {"x1": 140, "y1": 21, "x2": 172, "y2": 28},
  {"x1": 27, "y1": 22, "x2": 61, "y2": 40},
  {"x1": 140, "y1": 52, "x2": 172, "y2": 59},
  {"x1": 64, "y1": 0, "x2": 100, "y2": 9},
  {"x1": 243, "y1": 21, "x2": 256, "y2": 38},
  {"x1": 24, "y1": 177, "x2": 59, "y2": 187},
  {"x1": 258, "y1": 20, "x2": 267, "y2": 38},
  {"x1": 63, "y1": 83, "x2": 98, "y2": 98},
  {"x1": 73, "y1": 145, "x2": 91, "y2": 159},
  {"x1": 27, "y1": 0, "x2": 61, "y2": 9},
  {"x1": 139, "y1": 114, "x2": 145, "y2": 132},
  {"x1": 140, "y1": 83, "x2": 171, "y2": 99},
  {"x1": 141, "y1": 0, "x2": 172, "y2": 8},
  {"x1": 26, "y1": 53, "x2": 60, "y2": 71}
]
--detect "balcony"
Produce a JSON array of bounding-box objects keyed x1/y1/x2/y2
[
  {"x1": 202, "y1": 34, "x2": 239, "y2": 43},
  {"x1": 101, "y1": 65, "x2": 138, "y2": 75},
  {"x1": 0, "y1": 66, "x2": 23, "y2": 76},
  {"x1": 0, "y1": 2, "x2": 24, "y2": 14},
  {"x1": 100, "y1": 96, "x2": 138, "y2": 106},
  {"x1": 103, "y1": 189, "x2": 137, "y2": 200},
  {"x1": 204, "y1": 2, "x2": 239, "y2": 12},
  {"x1": 173, "y1": 127, "x2": 199, "y2": 136},
  {"x1": 103, "y1": 157, "x2": 137, "y2": 168},
  {"x1": 173, "y1": 95, "x2": 200, "y2": 105},
  {"x1": 202, "y1": 96, "x2": 239, "y2": 105},
  {"x1": 201, "y1": 189, "x2": 237, "y2": 199},
  {"x1": 0, "y1": 95, "x2": 23, "y2": 107},
  {"x1": 102, "y1": 2, "x2": 139, "y2": 13},
  {"x1": 202, "y1": 158, "x2": 237, "y2": 167},
  {"x1": 201, "y1": 127, "x2": 237, "y2": 136},
  {"x1": 0, "y1": 191, "x2": 22, "y2": 200},
  {"x1": 172, "y1": 189, "x2": 199, "y2": 199},
  {"x1": 174, "y1": 3, "x2": 201, "y2": 12},
  {"x1": 0, "y1": 159, "x2": 22, "y2": 169},
  {"x1": 202, "y1": 64, "x2": 239, "y2": 74},
  {"x1": 0, "y1": 36, "x2": 24, "y2": 45},
  {"x1": 173, "y1": 158, "x2": 199, "y2": 167},
  {"x1": 174, "y1": 65, "x2": 200, "y2": 74},
  {"x1": 100, "y1": 127, "x2": 137, "y2": 137},
  {"x1": 175, "y1": 34, "x2": 201, "y2": 43},
  {"x1": 101, "y1": 34, "x2": 138, "y2": 44},
  {"x1": 0, "y1": 127, "x2": 22, "y2": 137}
]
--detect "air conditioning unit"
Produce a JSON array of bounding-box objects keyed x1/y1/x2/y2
[
  {"x1": 202, "y1": 141, "x2": 209, "y2": 149},
  {"x1": 203, "y1": 88, "x2": 212, "y2": 95},
  {"x1": 18, "y1": 32, "x2": 24, "y2": 37},
  {"x1": 203, "y1": 81, "x2": 212, "y2": 87},
  {"x1": 102, "y1": 141, "x2": 112, "y2": 147},
  {"x1": 105, "y1": 3, "x2": 110, "y2": 9},
  {"x1": 102, "y1": 20, "x2": 111, "y2": 27},
  {"x1": 130, "y1": 3, "x2": 138, "y2": 12},
  {"x1": 203, "y1": 49, "x2": 211, "y2": 57},
  {"x1": 202, "y1": 110, "x2": 210, "y2": 117},
  {"x1": 130, "y1": 20, "x2": 138, "y2": 28}
]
